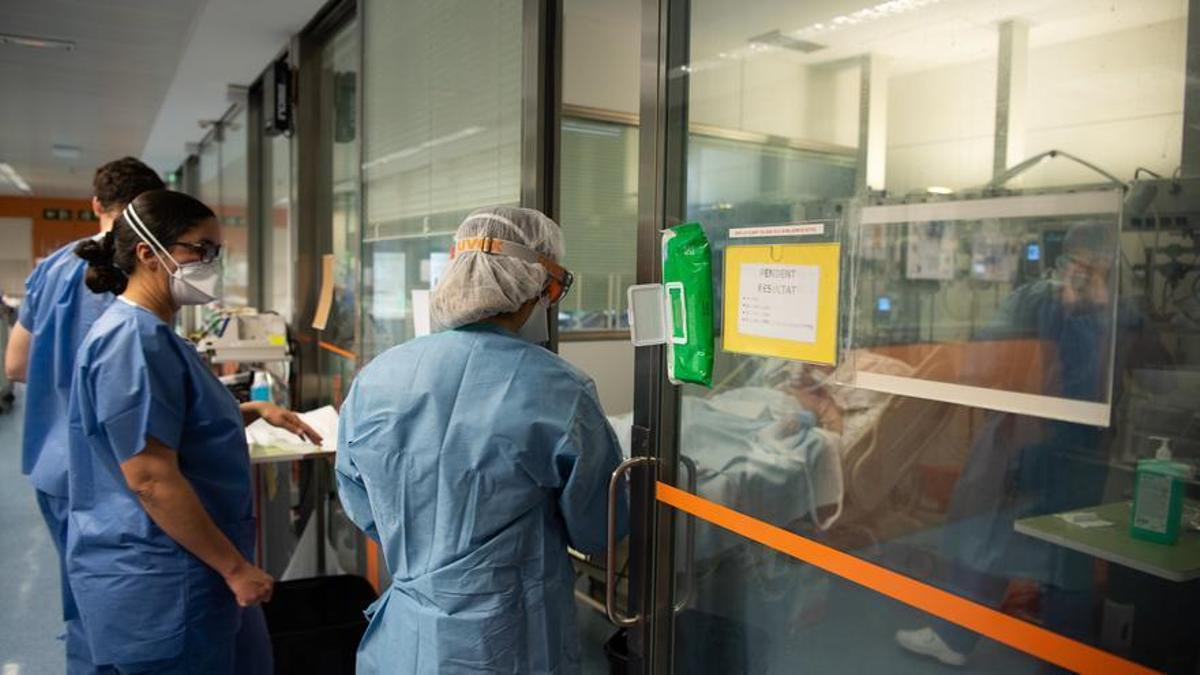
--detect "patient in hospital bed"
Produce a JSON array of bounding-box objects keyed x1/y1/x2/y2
[
  {"x1": 606, "y1": 351, "x2": 917, "y2": 548},
  {"x1": 598, "y1": 353, "x2": 920, "y2": 665}
]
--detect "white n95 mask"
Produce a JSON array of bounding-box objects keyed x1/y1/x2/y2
[
  {"x1": 168, "y1": 260, "x2": 220, "y2": 306},
  {"x1": 518, "y1": 296, "x2": 550, "y2": 345},
  {"x1": 123, "y1": 204, "x2": 220, "y2": 306}
]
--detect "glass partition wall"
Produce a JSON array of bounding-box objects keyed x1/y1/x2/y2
[
  {"x1": 219, "y1": 108, "x2": 251, "y2": 308},
  {"x1": 630, "y1": 1, "x2": 1200, "y2": 673},
  {"x1": 174, "y1": 1, "x2": 1200, "y2": 671},
  {"x1": 360, "y1": 0, "x2": 524, "y2": 361},
  {"x1": 261, "y1": 124, "x2": 294, "y2": 321}
]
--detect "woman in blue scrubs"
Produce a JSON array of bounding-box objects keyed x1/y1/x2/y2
[
  {"x1": 337, "y1": 207, "x2": 627, "y2": 674},
  {"x1": 68, "y1": 190, "x2": 321, "y2": 673}
]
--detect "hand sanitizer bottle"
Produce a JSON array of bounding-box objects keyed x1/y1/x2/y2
[
  {"x1": 250, "y1": 371, "x2": 273, "y2": 404},
  {"x1": 1131, "y1": 437, "x2": 1191, "y2": 544}
]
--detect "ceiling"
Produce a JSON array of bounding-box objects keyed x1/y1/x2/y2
[
  {"x1": 3, "y1": 0, "x2": 1186, "y2": 197},
  {"x1": 0, "y1": 0, "x2": 326, "y2": 198},
  {"x1": 139, "y1": 0, "x2": 328, "y2": 175},
  {"x1": 687, "y1": 0, "x2": 1188, "y2": 72},
  {"x1": 0, "y1": 0, "x2": 199, "y2": 196}
]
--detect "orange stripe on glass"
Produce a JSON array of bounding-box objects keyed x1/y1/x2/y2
[
  {"x1": 655, "y1": 481, "x2": 1157, "y2": 675},
  {"x1": 317, "y1": 340, "x2": 357, "y2": 361},
  {"x1": 365, "y1": 539, "x2": 381, "y2": 594}
]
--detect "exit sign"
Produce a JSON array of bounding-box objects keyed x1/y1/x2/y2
[{"x1": 42, "y1": 208, "x2": 74, "y2": 220}]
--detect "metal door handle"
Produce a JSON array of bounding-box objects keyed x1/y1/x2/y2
[
  {"x1": 673, "y1": 455, "x2": 697, "y2": 613},
  {"x1": 606, "y1": 456, "x2": 656, "y2": 627}
]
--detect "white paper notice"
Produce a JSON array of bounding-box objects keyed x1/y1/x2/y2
[
  {"x1": 738, "y1": 263, "x2": 820, "y2": 343},
  {"x1": 729, "y1": 222, "x2": 825, "y2": 239},
  {"x1": 411, "y1": 289, "x2": 432, "y2": 337}
]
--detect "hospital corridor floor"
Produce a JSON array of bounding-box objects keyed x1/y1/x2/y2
[{"x1": 0, "y1": 390, "x2": 65, "y2": 674}]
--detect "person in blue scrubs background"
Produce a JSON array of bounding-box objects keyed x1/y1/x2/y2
[
  {"x1": 336, "y1": 206, "x2": 628, "y2": 674},
  {"x1": 895, "y1": 224, "x2": 1173, "y2": 669},
  {"x1": 4, "y1": 157, "x2": 163, "y2": 674},
  {"x1": 68, "y1": 189, "x2": 322, "y2": 674}
]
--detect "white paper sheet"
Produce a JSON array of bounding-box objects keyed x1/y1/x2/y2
[
  {"x1": 412, "y1": 289, "x2": 432, "y2": 337},
  {"x1": 246, "y1": 404, "x2": 339, "y2": 453},
  {"x1": 737, "y1": 263, "x2": 820, "y2": 343}
]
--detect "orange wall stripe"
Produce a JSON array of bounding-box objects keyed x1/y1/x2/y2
[
  {"x1": 317, "y1": 340, "x2": 357, "y2": 361},
  {"x1": 655, "y1": 482, "x2": 1158, "y2": 675}
]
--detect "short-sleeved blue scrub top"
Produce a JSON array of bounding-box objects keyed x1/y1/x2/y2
[
  {"x1": 18, "y1": 237, "x2": 113, "y2": 497},
  {"x1": 66, "y1": 298, "x2": 256, "y2": 666}
]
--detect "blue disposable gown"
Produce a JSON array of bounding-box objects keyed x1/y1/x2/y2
[
  {"x1": 66, "y1": 299, "x2": 264, "y2": 669},
  {"x1": 18, "y1": 237, "x2": 113, "y2": 497},
  {"x1": 336, "y1": 323, "x2": 628, "y2": 674},
  {"x1": 16, "y1": 237, "x2": 112, "y2": 673}
]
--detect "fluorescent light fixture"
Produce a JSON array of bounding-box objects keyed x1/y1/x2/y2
[
  {"x1": 790, "y1": 0, "x2": 946, "y2": 38},
  {"x1": 52, "y1": 144, "x2": 82, "y2": 160},
  {"x1": 926, "y1": 186, "x2": 954, "y2": 195},
  {"x1": 0, "y1": 163, "x2": 33, "y2": 193},
  {"x1": 0, "y1": 33, "x2": 75, "y2": 51},
  {"x1": 747, "y1": 30, "x2": 826, "y2": 54}
]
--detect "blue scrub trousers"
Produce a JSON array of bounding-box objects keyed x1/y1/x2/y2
[
  {"x1": 35, "y1": 490, "x2": 106, "y2": 675},
  {"x1": 110, "y1": 605, "x2": 273, "y2": 675}
]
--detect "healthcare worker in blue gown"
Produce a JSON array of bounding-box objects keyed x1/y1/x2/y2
[
  {"x1": 4, "y1": 157, "x2": 163, "y2": 674},
  {"x1": 67, "y1": 189, "x2": 322, "y2": 674},
  {"x1": 337, "y1": 206, "x2": 629, "y2": 674}
]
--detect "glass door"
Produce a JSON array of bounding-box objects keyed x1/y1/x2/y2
[
  {"x1": 290, "y1": 3, "x2": 364, "y2": 579},
  {"x1": 633, "y1": 0, "x2": 1200, "y2": 673}
]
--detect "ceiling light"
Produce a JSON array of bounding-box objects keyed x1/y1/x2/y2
[
  {"x1": 0, "y1": 33, "x2": 75, "y2": 51},
  {"x1": 0, "y1": 163, "x2": 33, "y2": 193},
  {"x1": 791, "y1": 0, "x2": 946, "y2": 38},
  {"x1": 52, "y1": 144, "x2": 83, "y2": 160},
  {"x1": 926, "y1": 186, "x2": 954, "y2": 195},
  {"x1": 748, "y1": 30, "x2": 826, "y2": 54}
]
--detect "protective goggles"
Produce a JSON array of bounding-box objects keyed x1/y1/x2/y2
[
  {"x1": 168, "y1": 240, "x2": 222, "y2": 264},
  {"x1": 123, "y1": 204, "x2": 222, "y2": 265},
  {"x1": 451, "y1": 236, "x2": 574, "y2": 304}
]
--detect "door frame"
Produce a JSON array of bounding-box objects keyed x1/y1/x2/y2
[
  {"x1": 628, "y1": 0, "x2": 691, "y2": 671},
  {"x1": 522, "y1": 0, "x2": 565, "y2": 351},
  {"x1": 293, "y1": 0, "x2": 359, "y2": 409}
]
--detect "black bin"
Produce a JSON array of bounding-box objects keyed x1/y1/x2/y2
[
  {"x1": 263, "y1": 575, "x2": 377, "y2": 675},
  {"x1": 604, "y1": 628, "x2": 630, "y2": 675}
]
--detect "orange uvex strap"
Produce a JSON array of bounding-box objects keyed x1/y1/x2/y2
[
  {"x1": 655, "y1": 482, "x2": 1158, "y2": 675},
  {"x1": 453, "y1": 237, "x2": 510, "y2": 257},
  {"x1": 452, "y1": 237, "x2": 567, "y2": 274}
]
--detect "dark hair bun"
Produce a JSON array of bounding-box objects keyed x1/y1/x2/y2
[{"x1": 75, "y1": 232, "x2": 128, "y2": 295}]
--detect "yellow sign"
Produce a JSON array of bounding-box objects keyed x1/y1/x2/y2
[{"x1": 722, "y1": 243, "x2": 840, "y2": 364}]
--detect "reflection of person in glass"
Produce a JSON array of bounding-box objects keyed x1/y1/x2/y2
[{"x1": 896, "y1": 223, "x2": 1171, "y2": 669}]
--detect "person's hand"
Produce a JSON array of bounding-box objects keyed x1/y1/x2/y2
[
  {"x1": 225, "y1": 561, "x2": 275, "y2": 607},
  {"x1": 1060, "y1": 258, "x2": 1110, "y2": 309},
  {"x1": 257, "y1": 403, "x2": 323, "y2": 446}
]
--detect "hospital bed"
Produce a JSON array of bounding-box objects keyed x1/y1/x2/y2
[{"x1": 573, "y1": 347, "x2": 961, "y2": 619}]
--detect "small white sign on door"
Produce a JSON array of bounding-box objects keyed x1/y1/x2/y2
[{"x1": 737, "y1": 263, "x2": 820, "y2": 343}]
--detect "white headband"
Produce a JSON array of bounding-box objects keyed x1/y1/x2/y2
[{"x1": 122, "y1": 203, "x2": 178, "y2": 272}]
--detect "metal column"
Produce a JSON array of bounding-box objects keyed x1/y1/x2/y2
[
  {"x1": 1183, "y1": 0, "x2": 1200, "y2": 177},
  {"x1": 993, "y1": 20, "x2": 1030, "y2": 179},
  {"x1": 857, "y1": 54, "x2": 889, "y2": 195}
]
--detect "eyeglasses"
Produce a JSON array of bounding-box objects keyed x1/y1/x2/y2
[
  {"x1": 168, "y1": 241, "x2": 222, "y2": 264},
  {"x1": 542, "y1": 259, "x2": 574, "y2": 304}
]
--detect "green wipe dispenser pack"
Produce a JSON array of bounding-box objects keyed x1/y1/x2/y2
[{"x1": 626, "y1": 222, "x2": 715, "y2": 387}]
